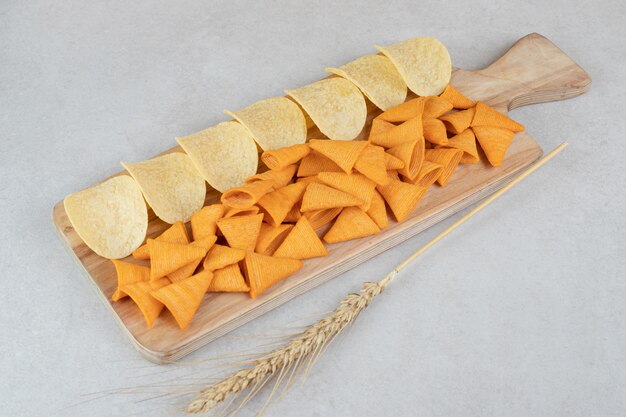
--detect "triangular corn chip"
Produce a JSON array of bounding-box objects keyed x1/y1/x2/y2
[
  {"x1": 439, "y1": 85, "x2": 474, "y2": 109},
  {"x1": 300, "y1": 183, "x2": 363, "y2": 212},
  {"x1": 120, "y1": 278, "x2": 170, "y2": 327},
  {"x1": 257, "y1": 182, "x2": 307, "y2": 226},
  {"x1": 223, "y1": 205, "x2": 260, "y2": 218},
  {"x1": 376, "y1": 178, "x2": 427, "y2": 222},
  {"x1": 471, "y1": 101, "x2": 525, "y2": 132},
  {"x1": 472, "y1": 126, "x2": 516, "y2": 167},
  {"x1": 423, "y1": 118, "x2": 448, "y2": 146},
  {"x1": 203, "y1": 244, "x2": 246, "y2": 271},
  {"x1": 221, "y1": 180, "x2": 274, "y2": 209},
  {"x1": 151, "y1": 270, "x2": 213, "y2": 329},
  {"x1": 317, "y1": 172, "x2": 376, "y2": 211},
  {"x1": 132, "y1": 221, "x2": 189, "y2": 260},
  {"x1": 261, "y1": 144, "x2": 311, "y2": 170},
  {"x1": 245, "y1": 164, "x2": 298, "y2": 189},
  {"x1": 424, "y1": 148, "x2": 463, "y2": 186},
  {"x1": 296, "y1": 176, "x2": 322, "y2": 186},
  {"x1": 166, "y1": 235, "x2": 215, "y2": 282},
  {"x1": 303, "y1": 207, "x2": 343, "y2": 229},
  {"x1": 216, "y1": 213, "x2": 263, "y2": 251},
  {"x1": 368, "y1": 118, "x2": 395, "y2": 139},
  {"x1": 366, "y1": 190, "x2": 388, "y2": 229},
  {"x1": 283, "y1": 202, "x2": 302, "y2": 223},
  {"x1": 369, "y1": 116, "x2": 423, "y2": 148},
  {"x1": 439, "y1": 107, "x2": 476, "y2": 134},
  {"x1": 440, "y1": 129, "x2": 479, "y2": 164},
  {"x1": 308, "y1": 139, "x2": 368, "y2": 174},
  {"x1": 423, "y1": 96, "x2": 453, "y2": 119},
  {"x1": 404, "y1": 160, "x2": 444, "y2": 187},
  {"x1": 386, "y1": 138, "x2": 424, "y2": 180},
  {"x1": 354, "y1": 144, "x2": 389, "y2": 186},
  {"x1": 255, "y1": 223, "x2": 294, "y2": 255},
  {"x1": 323, "y1": 206, "x2": 381, "y2": 243},
  {"x1": 297, "y1": 150, "x2": 343, "y2": 177},
  {"x1": 384, "y1": 152, "x2": 405, "y2": 170},
  {"x1": 273, "y1": 217, "x2": 328, "y2": 259},
  {"x1": 387, "y1": 170, "x2": 400, "y2": 181},
  {"x1": 111, "y1": 260, "x2": 150, "y2": 301},
  {"x1": 376, "y1": 97, "x2": 427, "y2": 123},
  {"x1": 242, "y1": 251, "x2": 303, "y2": 299},
  {"x1": 207, "y1": 264, "x2": 250, "y2": 293},
  {"x1": 148, "y1": 239, "x2": 208, "y2": 281},
  {"x1": 190, "y1": 205, "x2": 224, "y2": 241}
]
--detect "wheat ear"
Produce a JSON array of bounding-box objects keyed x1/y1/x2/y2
[{"x1": 187, "y1": 143, "x2": 568, "y2": 414}]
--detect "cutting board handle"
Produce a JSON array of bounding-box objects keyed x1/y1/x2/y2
[{"x1": 451, "y1": 33, "x2": 591, "y2": 112}]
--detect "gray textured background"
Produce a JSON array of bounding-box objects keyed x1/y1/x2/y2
[{"x1": 1, "y1": 1, "x2": 625, "y2": 416}]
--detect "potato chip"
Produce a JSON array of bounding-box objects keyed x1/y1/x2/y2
[
  {"x1": 120, "y1": 278, "x2": 170, "y2": 327},
  {"x1": 224, "y1": 96, "x2": 307, "y2": 151},
  {"x1": 326, "y1": 54, "x2": 407, "y2": 110},
  {"x1": 471, "y1": 102, "x2": 525, "y2": 132},
  {"x1": 439, "y1": 107, "x2": 475, "y2": 134},
  {"x1": 176, "y1": 121, "x2": 258, "y2": 192},
  {"x1": 386, "y1": 138, "x2": 424, "y2": 180},
  {"x1": 255, "y1": 223, "x2": 294, "y2": 255},
  {"x1": 216, "y1": 213, "x2": 263, "y2": 250},
  {"x1": 323, "y1": 206, "x2": 381, "y2": 244},
  {"x1": 303, "y1": 207, "x2": 343, "y2": 230},
  {"x1": 440, "y1": 129, "x2": 479, "y2": 164},
  {"x1": 111, "y1": 260, "x2": 150, "y2": 301},
  {"x1": 151, "y1": 270, "x2": 213, "y2": 329},
  {"x1": 472, "y1": 126, "x2": 516, "y2": 167},
  {"x1": 354, "y1": 145, "x2": 389, "y2": 186},
  {"x1": 439, "y1": 85, "x2": 474, "y2": 109},
  {"x1": 376, "y1": 37, "x2": 451, "y2": 96},
  {"x1": 366, "y1": 190, "x2": 388, "y2": 229},
  {"x1": 273, "y1": 217, "x2": 328, "y2": 259},
  {"x1": 301, "y1": 183, "x2": 363, "y2": 212},
  {"x1": 132, "y1": 221, "x2": 189, "y2": 260},
  {"x1": 242, "y1": 251, "x2": 303, "y2": 299},
  {"x1": 376, "y1": 177, "x2": 427, "y2": 222},
  {"x1": 369, "y1": 117, "x2": 423, "y2": 148},
  {"x1": 208, "y1": 264, "x2": 250, "y2": 293},
  {"x1": 376, "y1": 97, "x2": 427, "y2": 123},
  {"x1": 317, "y1": 172, "x2": 376, "y2": 211},
  {"x1": 245, "y1": 164, "x2": 297, "y2": 189},
  {"x1": 423, "y1": 96, "x2": 454, "y2": 119},
  {"x1": 308, "y1": 139, "x2": 368, "y2": 174},
  {"x1": 203, "y1": 244, "x2": 246, "y2": 271},
  {"x1": 121, "y1": 153, "x2": 205, "y2": 224},
  {"x1": 221, "y1": 179, "x2": 274, "y2": 209},
  {"x1": 148, "y1": 239, "x2": 209, "y2": 281},
  {"x1": 285, "y1": 78, "x2": 367, "y2": 140},
  {"x1": 422, "y1": 119, "x2": 449, "y2": 146},
  {"x1": 297, "y1": 150, "x2": 343, "y2": 177},
  {"x1": 190, "y1": 204, "x2": 224, "y2": 241},
  {"x1": 404, "y1": 160, "x2": 443, "y2": 187},
  {"x1": 64, "y1": 175, "x2": 148, "y2": 259},
  {"x1": 261, "y1": 144, "x2": 310, "y2": 170},
  {"x1": 424, "y1": 148, "x2": 463, "y2": 186},
  {"x1": 257, "y1": 182, "x2": 307, "y2": 226}
]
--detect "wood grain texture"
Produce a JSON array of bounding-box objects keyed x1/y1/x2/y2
[{"x1": 52, "y1": 33, "x2": 590, "y2": 363}]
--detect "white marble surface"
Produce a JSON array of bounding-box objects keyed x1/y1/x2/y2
[{"x1": 1, "y1": 1, "x2": 625, "y2": 416}]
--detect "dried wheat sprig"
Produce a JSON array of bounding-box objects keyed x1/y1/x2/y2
[{"x1": 187, "y1": 143, "x2": 568, "y2": 415}]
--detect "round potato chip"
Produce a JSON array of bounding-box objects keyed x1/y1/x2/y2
[
  {"x1": 326, "y1": 55, "x2": 407, "y2": 111},
  {"x1": 121, "y1": 153, "x2": 206, "y2": 224},
  {"x1": 224, "y1": 97, "x2": 307, "y2": 151},
  {"x1": 176, "y1": 121, "x2": 258, "y2": 193},
  {"x1": 285, "y1": 78, "x2": 366, "y2": 141},
  {"x1": 375, "y1": 37, "x2": 451, "y2": 96},
  {"x1": 64, "y1": 175, "x2": 148, "y2": 259}
]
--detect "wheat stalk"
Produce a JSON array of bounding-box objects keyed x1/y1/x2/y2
[{"x1": 186, "y1": 143, "x2": 568, "y2": 415}]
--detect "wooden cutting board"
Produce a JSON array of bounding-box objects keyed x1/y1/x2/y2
[{"x1": 52, "y1": 33, "x2": 590, "y2": 364}]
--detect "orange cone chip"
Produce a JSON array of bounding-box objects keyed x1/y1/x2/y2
[
  {"x1": 242, "y1": 251, "x2": 304, "y2": 299},
  {"x1": 190, "y1": 204, "x2": 224, "y2": 241},
  {"x1": 120, "y1": 278, "x2": 170, "y2": 327},
  {"x1": 323, "y1": 206, "x2": 381, "y2": 243},
  {"x1": 386, "y1": 138, "x2": 424, "y2": 180},
  {"x1": 257, "y1": 182, "x2": 307, "y2": 226},
  {"x1": 303, "y1": 207, "x2": 343, "y2": 229},
  {"x1": 207, "y1": 264, "x2": 250, "y2": 293},
  {"x1": 404, "y1": 160, "x2": 444, "y2": 187},
  {"x1": 439, "y1": 107, "x2": 475, "y2": 134},
  {"x1": 423, "y1": 96, "x2": 454, "y2": 119},
  {"x1": 317, "y1": 172, "x2": 376, "y2": 211},
  {"x1": 369, "y1": 116, "x2": 423, "y2": 148},
  {"x1": 354, "y1": 144, "x2": 389, "y2": 186},
  {"x1": 377, "y1": 178, "x2": 427, "y2": 222},
  {"x1": 221, "y1": 180, "x2": 275, "y2": 210},
  {"x1": 203, "y1": 244, "x2": 246, "y2": 271},
  {"x1": 296, "y1": 176, "x2": 322, "y2": 186},
  {"x1": 423, "y1": 118, "x2": 448, "y2": 146},
  {"x1": 148, "y1": 239, "x2": 209, "y2": 281},
  {"x1": 439, "y1": 85, "x2": 474, "y2": 109},
  {"x1": 424, "y1": 148, "x2": 463, "y2": 186},
  {"x1": 245, "y1": 164, "x2": 298, "y2": 189},
  {"x1": 376, "y1": 97, "x2": 427, "y2": 123},
  {"x1": 255, "y1": 223, "x2": 294, "y2": 255},
  {"x1": 151, "y1": 270, "x2": 213, "y2": 329},
  {"x1": 273, "y1": 217, "x2": 328, "y2": 260},
  {"x1": 167, "y1": 258, "x2": 202, "y2": 283},
  {"x1": 283, "y1": 202, "x2": 302, "y2": 222},
  {"x1": 132, "y1": 221, "x2": 189, "y2": 260},
  {"x1": 261, "y1": 144, "x2": 311, "y2": 170},
  {"x1": 223, "y1": 205, "x2": 260, "y2": 218},
  {"x1": 308, "y1": 139, "x2": 368, "y2": 174},
  {"x1": 366, "y1": 190, "x2": 388, "y2": 229},
  {"x1": 472, "y1": 126, "x2": 516, "y2": 167},
  {"x1": 440, "y1": 129, "x2": 479, "y2": 164},
  {"x1": 471, "y1": 101, "x2": 525, "y2": 132},
  {"x1": 368, "y1": 118, "x2": 395, "y2": 139},
  {"x1": 300, "y1": 183, "x2": 363, "y2": 212},
  {"x1": 216, "y1": 213, "x2": 263, "y2": 251},
  {"x1": 111, "y1": 260, "x2": 150, "y2": 301},
  {"x1": 297, "y1": 150, "x2": 343, "y2": 177},
  {"x1": 384, "y1": 152, "x2": 405, "y2": 170}
]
